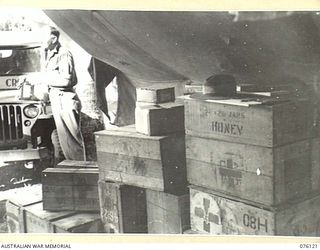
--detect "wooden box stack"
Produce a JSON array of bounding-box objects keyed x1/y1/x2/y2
[
  {"x1": 96, "y1": 86, "x2": 190, "y2": 234},
  {"x1": 184, "y1": 91, "x2": 319, "y2": 235},
  {"x1": 6, "y1": 184, "x2": 103, "y2": 233},
  {"x1": 6, "y1": 184, "x2": 43, "y2": 233}
]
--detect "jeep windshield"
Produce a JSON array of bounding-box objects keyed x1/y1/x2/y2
[
  {"x1": 0, "y1": 46, "x2": 41, "y2": 76},
  {"x1": 0, "y1": 45, "x2": 42, "y2": 93}
]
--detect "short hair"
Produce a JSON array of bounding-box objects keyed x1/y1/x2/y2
[{"x1": 50, "y1": 27, "x2": 60, "y2": 39}]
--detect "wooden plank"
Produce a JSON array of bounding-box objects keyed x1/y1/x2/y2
[
  {"x1": 52, "y1": 213, "x2": 103, "y2": 233},
  {"x1": 136, "y1": 86, "x2": 175, "y2": 104},
  {"x1": 98, "y1": 181, "x2": 148, "y2": 233},
  {"x1": 146, "y1": 190, "x2": 190, "y2": 234},
  {"x1": 24, "y1": 202, "x2": 76, "y2": 233},
  {"x1": 190, "y1": 185, "x2": 320, "y2": 236},
  {"x1": 42, "y1": 168, "x2": 99, "y2": 211},
  {"x1": 186, "y1": 135, "x2": 312, "y2": 206},
  {"x1": 43, "y1": 185, "x2": 100, "y2": 211},
  {"x1": 42, "y1": 168, "x2": 99, "y2": 185},
  {"x1": 184, "y1": 94, "x2": 312, "y2": 147},
  {"x1": 96, "y1": 126, "x2": 188, "y2": 195},
  {"x1": 95, "y1": 125, "x2": 167, "y2": 160},
  {"x1": 5, "y1": 185, "x2": 43, "y2": 233},
  {"x1": 99, "y1": 168, "x2": 164, "y2": 192},
  {"x1": 135, "y1": 102, "x2": 184, "y2": 136},
  {"x1": 56, "y1": 160, "x2": 98, "y2": 169}
]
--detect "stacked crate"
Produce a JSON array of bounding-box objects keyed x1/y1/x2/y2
[
  {"x1": 5, "y1": 179, "x2": 104, "y2": 233},
  {"x1": 8, "y1": 160, "x2": 104, "y2": 233},
  {"x1": 184, "y1": 90, "x2": 320, "y2": 236},
  {"x1": 96, "y1": 86, "x2": 190, "y2": 234}
]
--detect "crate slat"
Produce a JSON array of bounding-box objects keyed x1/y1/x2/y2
[{"x1": 52, "y1": 213, "x2": 103, "y2": 233}]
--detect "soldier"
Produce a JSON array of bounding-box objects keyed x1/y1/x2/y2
[{"x1": 44, "y1": 27, "x2": 86, "y2": 162}]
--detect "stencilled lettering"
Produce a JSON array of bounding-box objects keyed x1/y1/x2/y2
[
  {"x1": 228, "y1": 111, "x2": 245, "y2": 119},
  {"x1": 243, "y1": 214, "x2": 268, "y2": 233},
  {"x1": 211, "y1": 121, "x2": 243, "y2": 136}
]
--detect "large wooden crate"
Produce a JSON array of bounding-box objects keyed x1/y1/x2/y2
[
  {"x1": 184, "y1": 94, "x2": 312, "y2": 147},
  {"x1": 42, "y1": 167, "x2": 99, "y2": 211},
  {"x1": 6, "y1": 184, "x2": 42, "y2": 233},
  {"x1": 135, "y1": 102, "x2": 184, "y2": 136},
  {"x1": 95, "y1": 125, "x2": 188, "y2": 195},
  {"x1": 186, "y1": 135, "x2": 313, "y2": 206},
  {"x1": 146, "y1": 189, "x2": 190, "y2": 234},
  {"x1": 51, "y1": 213, "x2": 103, "y2": 233},
  {"x1": 190, "y1": 185, "x2": 320, "y2": 236},
  {"x1": 98, "y1": 181, "x2": 148, "y2": 233},
  {"x1": 24, "y1": 202, "x2": 76, "y2": 233}
]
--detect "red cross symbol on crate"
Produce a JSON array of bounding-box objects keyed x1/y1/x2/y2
[{"x1": 194, "y1": 198, "x2": 221, "y2": 233}]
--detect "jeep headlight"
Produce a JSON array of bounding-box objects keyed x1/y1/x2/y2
[{"x1": 23, "y1": 104, "x2": 40, "y2": 119}]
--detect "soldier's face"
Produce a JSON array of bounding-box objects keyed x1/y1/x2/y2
[{"x1": 46, "y1": 34, "x2": 58, "y2": 50}]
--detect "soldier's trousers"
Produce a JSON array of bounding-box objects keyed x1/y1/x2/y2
[{"x1": 49, "y1": 88, "x2": 86, "y2": 161}]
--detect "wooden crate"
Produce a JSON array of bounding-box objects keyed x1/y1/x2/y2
[
  {"x1": 98, "y1": 181, "x2": 147, "y2": 233},
  {"x1": 95, "y1": 125, "x2": 188, "y2": 195},
  {"x1": 184, "y1": 94, "x2": 312, "y2": 147},
  {"x1": 52, "y1": 213, "x2": 103, "y2": 233},
  {"x1": 136, "y1": 86, "x2": 175, "y2": 104},
  {"x1": 42, "y1": 167, "x2": 99, "y2": 211},
  {"x1": 190, "y1": 185, "x2": 320, "y2": 236},
  {"x1": 135, "y1": 102, "x2": 184, "y2": 136},
  {"x1": 24, "y1": 202, "x2": 76, "y2": 233},
  {"x1": 6, "y1": 184, "x2": 42, "y2": 233},
  {"x1": 186, "y1": 135, "x2": 312, "y2": 206},
  {"x1": 56, "y1": 160, "x2": 97, "y2": 169},
  {"x1": 146, "y1": 189, "x2": 190, "y2": 234}
]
